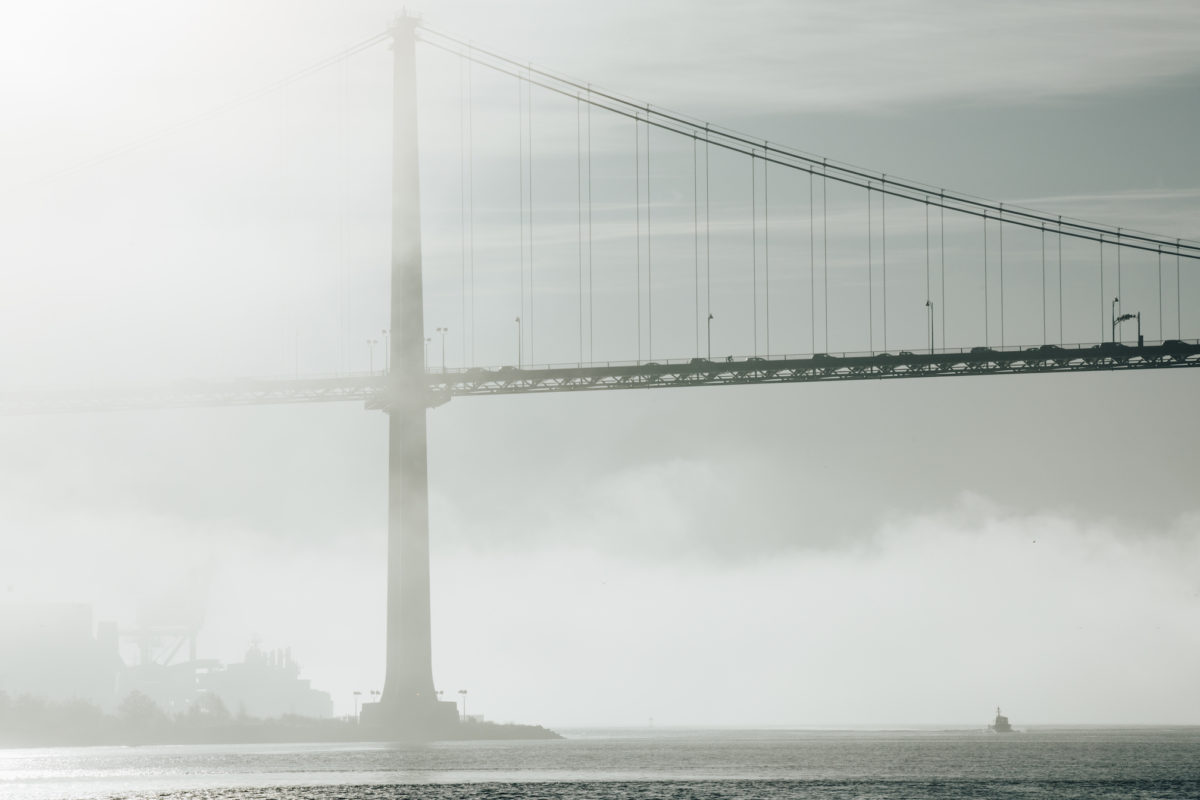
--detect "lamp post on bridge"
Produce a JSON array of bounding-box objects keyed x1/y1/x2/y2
[
  {"x1": 353, "y1": 690, "x2": 362, "y2": 724},
  {"x1": 515, "y1": 316, "x2": 522, "y2": 368},
  {"x1": 382, "y1": 329, "x2": 390, "y2": 372},
  {"x1": 436, "y1": 327, "x2": 449, "y2": 373},
  {"x1": 458, "y1": 689, "x2": 468, "y2": 722},
  {"x1": 424, "y1": 336, "x2": 431, "y2": 369},
  {"x1": 925, "y1": 300, "x2": 934, "y2": 354},
  {"x1": 707, "y1": 313, "x2": 714, "y2": 360},
  {"x1": 1113, "y1": 297, "x2": 1136, "y2": 344},
  {"x1": 367, "y1": 338, "x2": 378, "y2": 374}
]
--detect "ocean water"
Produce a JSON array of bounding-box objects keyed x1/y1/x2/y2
[{"x1": 2, "y1": 727, "x2": 1198, "y2": 799}]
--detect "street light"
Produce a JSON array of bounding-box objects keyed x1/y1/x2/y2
[
  {"x1": 366, "y1": 339, "x2": 378, "y2": 374},
  {"x1": 515, "y1": 317, "x2": 522, "y2": 368},
  {"x1": 925, "y1": 300, "x2": 935, "y2": 354},
  {"x1": 353, "y1": 690, "x2": 362, "y2": 724},
  {"x1": 1113, "y1": 297, "x2": 1136, "y2": 344},
  {"x1": 424, "y1": 336, "x2": 432, "y2": 369},
  {"x1": 436, "y1": 327, "x2": 449, "y2": 373},
  {"x1": 381, "y1": 329, "x2": 390, "y2": 373},
  {"x1": 457, "y1": 689, "x2": 468, "y2": 722},
  {"x1": 707, "y1": 313, "x2": 714, "y2": 360}
]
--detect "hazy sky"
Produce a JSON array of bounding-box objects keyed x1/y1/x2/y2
[{"x1": 2, "y1": 1, "x2": 1199, "y2": 727}]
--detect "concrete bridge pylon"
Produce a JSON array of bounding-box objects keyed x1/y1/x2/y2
[{"x1": 358, "y1": 12, "x2": 459, "y2": 738}]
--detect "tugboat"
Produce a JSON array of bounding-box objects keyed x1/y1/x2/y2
[{"x1": 989, "y1": 706, "x2": 1014, "y2": 733}]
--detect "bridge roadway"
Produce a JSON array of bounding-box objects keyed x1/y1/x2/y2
[{"x1": 4, "y1": 340, "x2": 1199, "y2": 415}]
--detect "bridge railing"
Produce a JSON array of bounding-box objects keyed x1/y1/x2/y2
[{"x1": 425, "y1": 338, "x2": 1200, "y2": 375}]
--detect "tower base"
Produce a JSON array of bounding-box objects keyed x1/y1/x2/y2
[{"x1": 359, "y1": 698, "x2": 461, "y2": 741}]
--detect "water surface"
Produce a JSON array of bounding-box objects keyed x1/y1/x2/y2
[{"x1": 3, "y1": 727, "x2": 1198, "y2": 799}]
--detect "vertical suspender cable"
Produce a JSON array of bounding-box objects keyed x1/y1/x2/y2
[
  {"x1": 809, "y1": 170, "x2": 815, "y2": 354},
  {"x1": 647, "y1": 108, "x2": 652, "y2": 360},
  {"x1": 634, "y1": 113, "x2": 641, "y2": 361},
  {"x1": 940, "y1": 199, "x2": 945, "y2": 349},
  {"x1": 881, "y1": 175, "x2": 887, "y2": 352},
  {"x1": 764, "y1": 141, "x2": 770, "y2": 356},
  {"x1": 468, "y1": 53, "x2": 476, "y2": 364},
  {"x1": 1041, "y1": 226, "x2": 1046, "y2": 344},
  {"x1": 527, "y1": 75, "x2": 534, "y2": 364},
  {"x1": 823, "y1": 161, "x2": 829, "y2": 352},
  {"x1": 1158, "y1": 248, "x2": 1163, "y2": 341},
  {"x1": 999, "y1": 204, "x2": 1005, "y2": 347},
  {"x1": 577, "y1": 95, "x2": 583, "y2": 365},
  {"x1": 460, "y1": 57, "x2": 467, "y2": 367},
  {"x1": 878, "y1": 175, "x2": 888, "y2": 350},
  {"x1": 1099, "y1": 236, "x2": 1104, "y2": 342},
  {"x1": 925, "y1": 199, "x2": 930, "y2": 306},
  {"x1": 925, "y1": 199, "x2": 932, "y2": 353},
  {"x1": 587, "y1": 87, "x2": 593, "y2": 363},
  {"x1": 694, "y1": 135, "x2": 700, "y2": 356},
  {"x1": 1058, "y1": 218, "x2": 1063, "y2": 344},
  {"x1": 339, "y1": 57, "x2": 347, "y2": 373},
  {"x1": 926, "y1": 199, "x2": 936, "y2": 352},
  {"x1": 751, "y1": 150, "x2": 757, "y2": 356},
  {"x1": 706, "y1": 128, "x2": 711, "y2": 354},
  {"x1": 518, "y1": 75, "x2": 525, "y2": 356},
  {"x1": 925, "y1": 199, "x2": 930, "y2": 300},
  {"x1": 1117, "y1": 229, "x2": 1122, "y2": 317},
  {"x1": 983, "y1": 212, "x2": 989, "y2": 346},
  {"x1": 867, "y1": 182, "x2": 873, "y2": 350}
]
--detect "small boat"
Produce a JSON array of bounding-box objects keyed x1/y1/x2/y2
[{"x1": 989, "y1": 706, "x2": 1014, "y2": 733}]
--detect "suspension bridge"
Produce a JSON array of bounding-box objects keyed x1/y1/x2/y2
[{"x1": 5, "y1": 15, "x2": 1199, "y2": 736}]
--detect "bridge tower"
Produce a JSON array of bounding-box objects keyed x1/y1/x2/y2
[{"x1": 360, "y1": 13, "x2": 459, "y2": 737}]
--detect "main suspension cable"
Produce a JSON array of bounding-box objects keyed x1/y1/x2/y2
[{"x1": 420, "y1": 29, "x2": 1200, "y2": 260}]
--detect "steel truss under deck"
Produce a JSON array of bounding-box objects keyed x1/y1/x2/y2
[{"x1": 4, "y1": 341, "x2": 1198, "y2": 415}]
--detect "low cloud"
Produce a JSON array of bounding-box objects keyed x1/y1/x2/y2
[{"x1": 431, "y1": 495, "x2": 1200, "y2": 726}]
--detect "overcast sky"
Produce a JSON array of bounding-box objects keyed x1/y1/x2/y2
[{"x1": 2, "y1": 1, "x2": 1199, "y2": 728}]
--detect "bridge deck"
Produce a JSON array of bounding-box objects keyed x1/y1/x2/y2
[{"x1": 5, "y1": 341, "x2": 1199, "y2": 414}]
